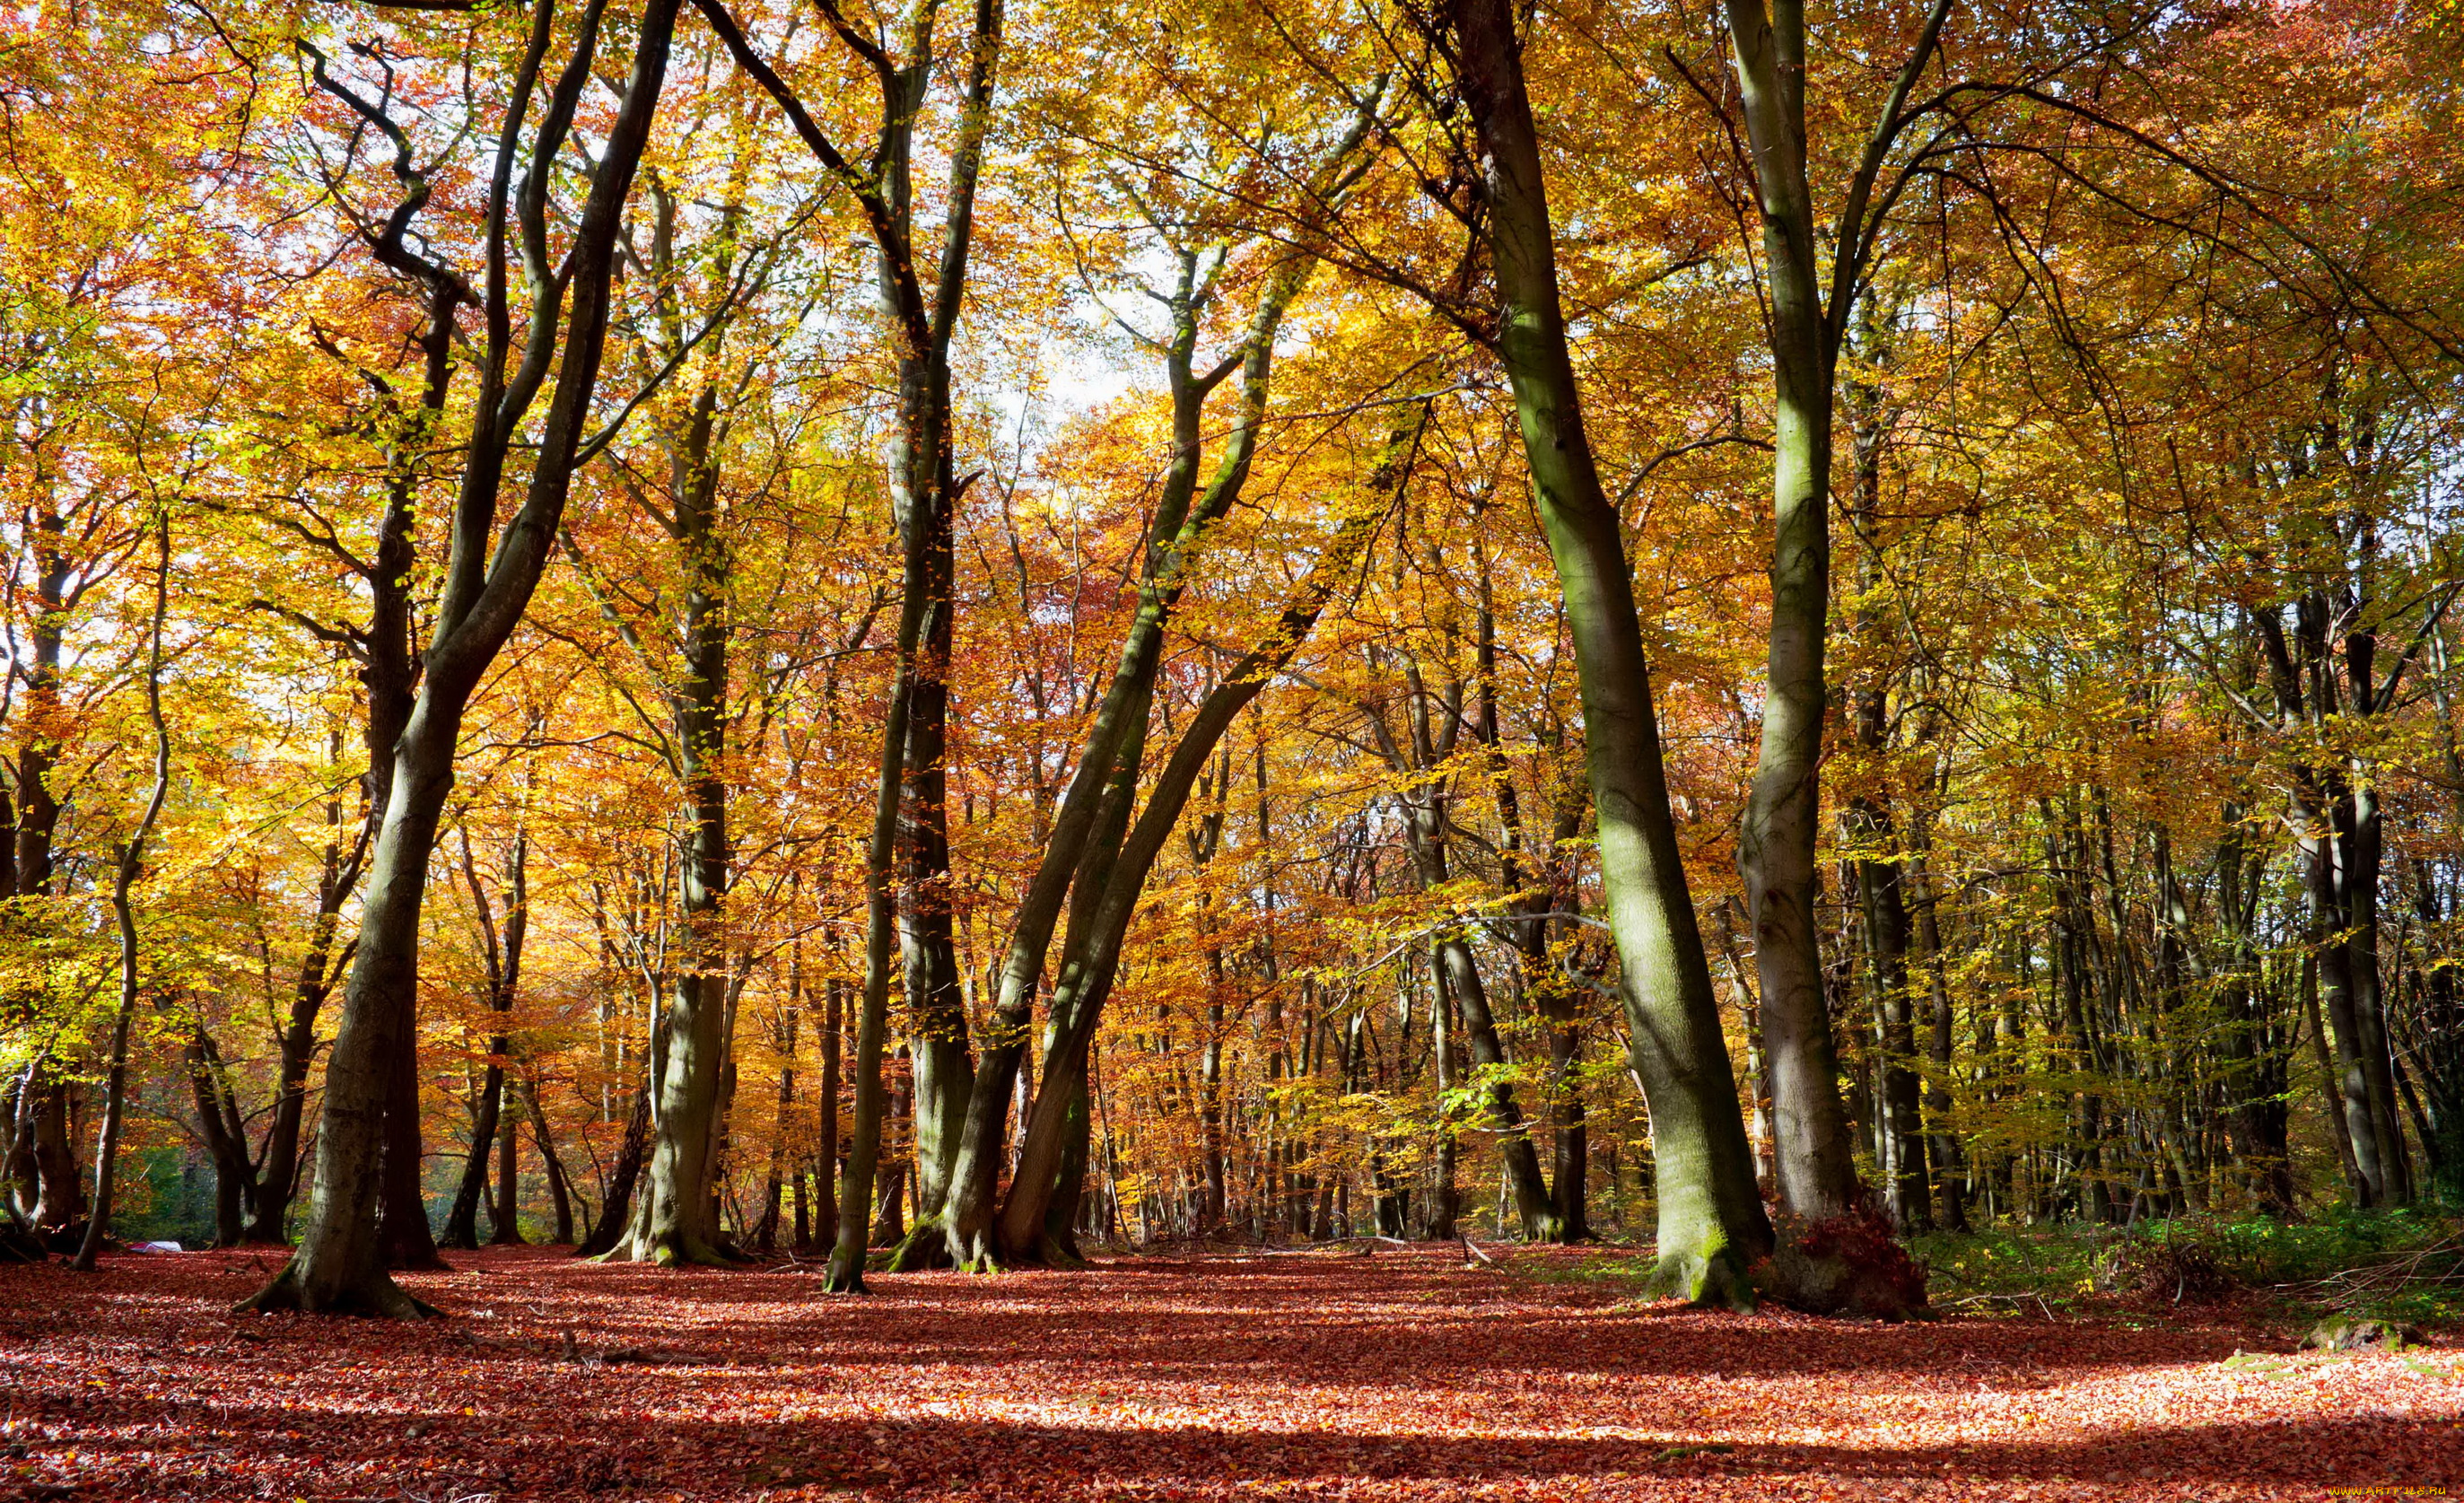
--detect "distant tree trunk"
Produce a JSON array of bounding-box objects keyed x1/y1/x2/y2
[
  {"x1": 489, "y1": 1105, "x2": 525, "y2": 1245},
  {"x1": 755, "y1": 992, "x2": 799, "y2": 1254},
  {"x1": 1363, "y1": 664, "x2": 1560, "y2": 1240},
  {"x1": 71, "y1": 519, "x2": 171, "y2": 1272},
  {"x1": 1905, "y1": 824, "x2": 1969, "y2": 1231},
  {"x1": 816, "y1": 975, "x2": 842, "y2": 1250},
  {"x1": 520, "y1": 1074, "x2": 574, "y2": 1244},
  {"x1": 441, "y1": 1064, "x2": 505, "y2": 1250},
  {"x1": 190, "y1": 1046, "x2": 254, "y2": 1246},
  {"x1": 448, "y1": 824, "x2": 530, "y2": 1250},
  {"x1": 932, "y1": 110, "x2": 1378, "y2": 1269},
  {"x1": 1429, "y1": 953, "x2": 1460, "y2": 1241},
  {"x1": 249, "y1": 812, "x2": 353, "y2": 1245}
]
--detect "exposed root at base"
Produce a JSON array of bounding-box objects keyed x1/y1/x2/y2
[
  {"x1": 230, "y1": 1261, "x2": 442, "y2": 1319},
  {"x1": 1752, "y1": 1208, "x2": 1930, "y2": 1320},
  {"x1": 1647, "y1": 1245, "x2": 1759, "y2": 1312},
  {"x1": 594, "y1": 1229, "x2": 743, "y2": 1269},
  {"x1": 876, "y1": 1215, "x2": 954, "y2": 1272}
]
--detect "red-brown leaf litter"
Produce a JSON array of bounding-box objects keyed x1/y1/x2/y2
[{"x1": 1, "y1": 1246, "x2": 2455, "y2": 1501}]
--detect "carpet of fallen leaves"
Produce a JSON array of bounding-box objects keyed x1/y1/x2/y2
[{"x1": 0, "y1": 1245, "x2": 2456, "y2": 1502}]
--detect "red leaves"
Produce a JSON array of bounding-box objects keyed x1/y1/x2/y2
[
  {"x1": 0, "y1": 1245, "x2": 2454, "y2": 1500},
  {"x1": 1755, "y1": 1205, "x2": 1934, "y2": 1319}
]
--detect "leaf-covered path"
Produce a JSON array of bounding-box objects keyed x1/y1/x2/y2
[{"x1": 0, "y1": 1245, "x2": 2454, "y2": 1501}]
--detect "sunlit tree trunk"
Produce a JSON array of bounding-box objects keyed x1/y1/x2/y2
[
  {"x1": 1440, "y1": 0, "x2": 1770, "y2": 1305},
  {"x1": 240, "y1": 0, "x2": 680, "y2": 1315}
]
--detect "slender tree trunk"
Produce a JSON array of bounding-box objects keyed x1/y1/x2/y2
[
  {"x1": 578, "y1": 1073, "x2": 653, "y2": 1258},
  {"x1": 1726, "y1": 0, "x2": 1860, "y2": 1224},
  {"x1": 16, "y1": 511, "x2": 77, "y2": 1241},
  {"x1": 1439, "y1": 0, "x2": 1769, "y2": 1304},
  {"x1": 519, "y1": 1074, "x2": 574, "y2": 1244},
  {"x1": 828, "y1": 578, "x2": 925, "y2": 1292},
  {"x1": 249, "y1": 835, "x2": 350, "y2": 1244},
  {"x1": 441, "y1": 1060, "x2": 506, "y2": 1250},
  {"x1": 817, "y1": 975, "x2": 842, "y2": 1249},
  {"x1": 490, "y1": 1103, "x2": 525, "y2": 1245},
  {"x1": 240, "y1": 0, "x2": 680, "y2": 1315},
  {"x1": 71, "y1": 520, "x2": 171, "y2": 1272}
]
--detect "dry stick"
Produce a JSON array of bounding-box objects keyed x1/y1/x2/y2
[{"x1": 73, "y1": 514, "x2": 174, "y2": 1272}]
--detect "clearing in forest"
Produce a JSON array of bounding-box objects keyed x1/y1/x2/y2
[{"x1": 0, "y1": 1245, "x2": 2454, "y2": 1501}]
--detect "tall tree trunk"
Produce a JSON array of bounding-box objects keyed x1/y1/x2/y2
[
  {"x1": 988, "y1": 400, "x2": 1416, "y2": 1263},
  {"x1": 1429, "y1": 951, "x2": 1460, "y2": 1241},
  {"x1": 827, "y1": 575, "x2": 924, "y2": 1291},
  {"x1": 71, "y1": 519, "x2": 171, "y2": 1271},
  {"x1": 1718, "y1": 0, "x2": 1950, "y2": 1230},
  {"x1": 816, "y1": 974, "x2": 843, "y2": 1250},
  {"x1": 935, "y1": 156, "x2": 1379, "y2": 1264},
  {"x1": 240, "y1": 0, "x2": 680, "y2": 1315},
  {"x1": 1439, "y1": 0, "x2": 1770, "y2": 1305},
  {"x1": 16, "y1": 502, "x2": 77, "y2": 1240}
]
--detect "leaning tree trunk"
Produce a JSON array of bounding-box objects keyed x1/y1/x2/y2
[
  {"x1": 992, "y1": 437, "x2": 1429, "y2": 1261},
  {"x1": 238, "y1": 0, "x2": 680, "y2": 1315},
  {"x1": 519, "y1": 1073, "x2": 575, "y2": 1244},
  {"x1": 1441, "y1": 0, "x2": 1770, "y2": 1306},
  {"x1": 577, "y1": 1072, "x2": 653, "y2": 1257}
]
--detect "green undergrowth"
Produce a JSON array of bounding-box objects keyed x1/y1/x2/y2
[
  {"x1": 1916, "y1": 1207, "x2": 2464, "y2": 1329},
  {"x1": 1481, "y1": 1245, "x2": 1657, "y2": 1289},
  {"x1": 1463, "y1": 1209, "x2": 2464, "y2": 1333}
]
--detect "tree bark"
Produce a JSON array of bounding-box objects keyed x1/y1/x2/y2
[
  {"x1": 240, "y1": 0, "x2": 681, "y2": 1315},
  {"x1": 71, "y1": 518, "x2": 171, "y2": 1272},
  {"x1": 1439, "y1": 0, "x2": 1770, "y2": 1304}
]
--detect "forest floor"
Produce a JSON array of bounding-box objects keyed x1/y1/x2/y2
[{"x1": 0, "y1": 1243, "x2": 2456, "y2": 1502}]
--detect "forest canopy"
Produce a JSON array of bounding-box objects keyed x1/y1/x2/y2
[{"x1": 0, "y1": 0, "x2": 2460, "y2": 1324}]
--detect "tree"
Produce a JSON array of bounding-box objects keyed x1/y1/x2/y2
[
  {"x1": 242, "y1": 0, "x2": 684, "y2": 1315},
  {"x1": 1429, "y1": 0, "x2": 1772, "y2": 1307}
]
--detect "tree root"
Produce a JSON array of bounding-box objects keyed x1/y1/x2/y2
[
  {"x1": 230, "y1": 1259, "x2": 442, "y2": 1319},
  {"x1": 876, "y1": 1215, "x2": 954, "y2": 1272},
  {"x1": 1751, "y1": 1207, "x2": 1930, "y2": 1320},
  {"x1": 594, "y1": 1228, "x2": 741, "y2": 1269},
  {"x1": 1646, "y1": 1242, "x2": 1759, "y2": 1312},
  {"x1": 822, "y1": 1245, "x2": 867, "y2": 1293}
]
